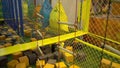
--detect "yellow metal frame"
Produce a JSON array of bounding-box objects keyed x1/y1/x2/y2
[
  {"x1": 82, "y1": 0, "x2": 91, "y2": 32},
  {"x1": 89, "y1": 33, "x2": 120, "y2": 45},
  {"x1": 78, "y1": 0, "x2": 91, "y2": 32},
  {"x1": 0, "y1": 31, "x2": 87, "y2": 56}
]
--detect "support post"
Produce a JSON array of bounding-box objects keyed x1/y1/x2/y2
[{"x1": 78, "y1": 0, "x2": 91, "y2": 32}]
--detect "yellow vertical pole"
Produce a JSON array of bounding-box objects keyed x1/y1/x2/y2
[{"x1": 78, "y1": 0, "x2": 91, "y2": 32}]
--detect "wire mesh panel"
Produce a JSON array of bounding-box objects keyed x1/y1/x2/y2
[
  {"x1": 82, "y1": 0, "x2": 120, "y2": 68},
  {"x1": 72, "y1": 41, "x2": 102, "y2": 68},
  {"x1": 89, "y1": 0, "x2": 120, "y2": 48},
  {"x1": 74, "y1": 38, "x2": 120, "y2": 68},
  {"x1": 59, "y1": 37, "x2": 120, "y2": 68}
]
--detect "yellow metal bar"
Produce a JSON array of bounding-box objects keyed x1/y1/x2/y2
[
  {"x1": 83, "y1": 0, "x2": 91, "y2": 32},
  {"x1": 0, "y1": 31, "x2": 87, "y2": 56},
  {"x1": 0, "y1": 18, "x2": 4, "y2": 21},
  {"x1": 75, "y1": 38, "x2": 120, "y2": 60},
  {"x1": 38, "y1": 31, "x2": 87, "y2": 46},
  {"x1": 89, "y1": 33, "x2": 120, "y2": 45},
  {"x1": 78, "y1": 0, "x2": 91, "y2": 32}
]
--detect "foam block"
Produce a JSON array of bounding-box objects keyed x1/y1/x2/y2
[
  {"x1": 101, "y1": 58, "x2": 111, "y2": 68},
  {"x1": 30, "y1": 38, "x2": 37, "y2": 42},
  {"x1": 5, "y1": 32, "x2": 12, "y2": 37},
  {"x1": 3, "y1": 27, "x2": 8, "y2": 31},
  {"x1": 66, "y1": 46, "x2": 73, "y2": 51},
  {"x1": 0, "y1": 56, "x2": 8, "y2": 67},
  {"x1": 33, "y1": 5, "x2": 41, "y2": 17},
  {"x1": 34, "y1": 25, "x2": 39, "y2": 30},
  {"x1": 36, "y1": 59, "x2": 45, "y2": 68},
  {"x1": 16, "y1": 63, "x2": 26, "y2": 68},
  {"x1": 41, "y1": 45, "x2": 52, "y2": 54},
  {"x1": 24, "y1": 29, "x2": 32, "y2": 37},
  {"x1": 13, "y1": 35, "x2": 20, "y2": 41},
  {"x1": 4, "y1": 43, "x2": 12, "y2": 47},
  {"x1": 12, "y1": 52, "x2": 23, "y2": 59},
  {"x1": 64, "y1": 53, "x2": 73, "y2": 63},
  {"x1": 28, "y1": 67, "x2": 32, "y2": 68},
  {"x1": 27, "y1": 53, "x2": 37, "y2": 64},
  {"x1": 32, "y1": 48, "x2": 42, "y2": 56},
  {"x1": 8, "y1": 29, "x2": 14, "y2": 33},
  {"x1": 44, "y1": 63, "x2": 54, "y2": 68},
  {"x1": 12, "y1": 31, "x2": 16, "y2": 34},
  {"x1": 0, "y1": 35, "x2": 5, "y2": 40},
  {"x1": 24, "y1": 26, "x2": 30, "y2": 29},
  {"x1": 18, "y1": 56, "x2": 29, "y2": 66},
  {"x1": 56, "y1": 62, "x2": 67, "y2": 68},
  {"x1": 101, "y1": 59, "x2": 111, "y2": 65},
  {"x1": 47, "y1": 59, "x2": 56, "y2": 64},
  {"x1": 69, "y1": 65, "x2": 80, "y2": 68},
  {"x1": 5, "y1": 38, "x2": 12, "y2": 43},
  {"x1": 7, "y1": 60, "x2": 19, "y2": 68},
  {"x1": 11, "y1": 38, "x2": 17, "y2": 45},
  {"x1": 112, "y1": 62, "x2": 120, "y2": 68},
  {"x1": 0, "y1": 41, "x2": 5, "y2": 45},
  {"x1": 28, "y1": 67, "x2": 33, "y2": 68},
  {"x1": 23, "y1": 50, "x2": 33, "y2": 56},
  {"x1": 1, "y1": 31, "x2": 7, "y2": 35},
  {"x1": 0, "y1": 45, "x2": 4, "y2": 48}
]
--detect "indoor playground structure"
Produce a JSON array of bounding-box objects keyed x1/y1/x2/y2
[{"x1": 0, "y1": 0, "x2": 120, "y2": 68}]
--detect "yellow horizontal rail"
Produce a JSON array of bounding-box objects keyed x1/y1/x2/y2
[
  {"x1": 89, "y1": 33, "x2": 120, "y2": 45},
  {"x1": 0, "y1": 31, "x2": 87, "y2": 56},
  {"x1": 75, "y1": 38, "x2": 120, "y2": 60},
  {"x1": 0, "y1": 18, "x2": 4, "y2": 21}
]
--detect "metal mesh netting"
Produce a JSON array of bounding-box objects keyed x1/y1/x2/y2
[
  {"x1": 81, "y1": 0, "x2": 120, "y2": 68},
  {"x1": 61, "y1": 37, "x2": 120, "y2": 68},
  {"x1": 89, "y1": 0, "x2": 120, "y2": 48},
  {"x1": 63, "y1": 39, "x2": 102, "y2": 68},
  {"x1": 24, "y1": 0, "x2": 120, "y2": 68},
  {"x1": 58, "y1": 0, "x2": 120, "y2": 68},
  {"x1": 1, "y1": 0, "x2": 120, "y2": 68}
]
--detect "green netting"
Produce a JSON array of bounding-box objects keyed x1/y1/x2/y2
[
  {"x1": 62, "y1": 37, "x2": 120, "y2": 68},
  {"x1": 63, "y1": 39, "x2": 101, "y2": 68}
]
